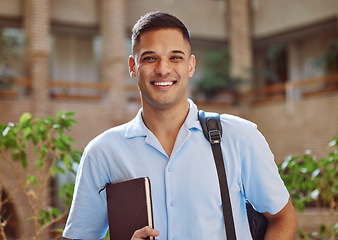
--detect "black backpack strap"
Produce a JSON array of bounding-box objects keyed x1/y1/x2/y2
[{"x1": 198, "y1": 110, "x2": 237, "y2": 240}]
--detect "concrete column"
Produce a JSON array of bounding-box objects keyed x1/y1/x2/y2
[
  {"x1": 227, "y1": 0, "x2": 253, "y2": 93},
  {"x1": 24, "y1": 0, "x2": 50, "y2": 118},
  {"x1": 287, "y1": 43, "x2": 302, "y2": 101},
  {"x1": 100, "y1": 0, "x2": 127, "y2": 124}
]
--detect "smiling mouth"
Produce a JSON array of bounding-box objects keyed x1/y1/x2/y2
[{"x1": 151, "y1": 81, "x2": 177, "y2": 86}]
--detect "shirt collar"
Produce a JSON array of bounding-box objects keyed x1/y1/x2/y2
[
  {"x1": 184, "y1": 99, "x2": 203, "y2": 131},
  {"x1": 124, "y1": 109, "x2": 147, "y2": 139},
  {"x1": 124, "y1": 99, "x2": 202, "y2": 139}
]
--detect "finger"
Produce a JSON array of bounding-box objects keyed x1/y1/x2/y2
[{"x1": 131, "y1": 226, "x2": 160, "y2": 239}]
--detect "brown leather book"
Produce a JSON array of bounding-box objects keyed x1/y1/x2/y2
[{"x1": 106, "y1": 177, "x2": 154, "y2": 240}]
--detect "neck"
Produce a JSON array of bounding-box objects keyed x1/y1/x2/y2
[{"x1": 141, "y1": 99, "x2": 190, "y2": 156}]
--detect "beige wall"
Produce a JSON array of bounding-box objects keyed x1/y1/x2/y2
[
  {"x1": 253, "y1": 0, "x2": 337, "y2": 38},
  {"x1": 50, "y1": 0, "x2": 98, "y2": 26},
  {"x1": 1, "y1": 0, "x2": 336, "y2": 40},
  {"x1": 126, "y1": 0, "x2": 227, "y2": 40},
  {"x1": 247, "y1": 92, "x2": 338, "y2": 162},
  {"x1": 0, "y1": 0, "x2": 21, "y2": 17}
]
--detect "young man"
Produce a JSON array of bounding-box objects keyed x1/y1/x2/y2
[{"x1": 63, "y1": 12, "x2": 297, "y2": 240}]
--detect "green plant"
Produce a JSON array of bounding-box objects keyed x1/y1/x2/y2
[
  {"x1": 261, "y1": 44, "x2": 287, "y2": 84},
  {"x1": 316, "y1": 40, "x2": 338, "y2": 74},
  {"x1": 194, "y1": 47, "x2": 240, "y2": 99},
  {"x1": 0, "y1": 112, "x2": 81, "y2": 240},
  {"x1": 278, "y1": 137, "x2": 338, "y2": 240},
  {"x1": 0, "y1": 29, "x2": 24, "y2": 89}
]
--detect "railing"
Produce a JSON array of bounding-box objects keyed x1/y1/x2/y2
[
  {"x1": 0, "y1": 78, "x2": 139, "y2": 101},
  {"x1": 0, "y1": 78, "x2": 110, "y2": 100},
  {"x1": 49, "y1": 80, "x2": 109, "y2": 101},
  {"x1": 0, "y1": 78, "x2": 31, "y2": 98},
  {"x1": 1, "y1": 74, "x2": 337, "y2": 104},
  {"x1": 288, "y1": 74, "x2": 338, "y2": 96},
  {"x1": 49, "y1": 81, "x2": 142, "y2": 101},
  {"x1": 248, "y1": 73, "x2": 338, "y2": 105}
]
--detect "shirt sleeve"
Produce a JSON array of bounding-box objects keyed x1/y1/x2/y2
[
  {"x1": 63, "y1": 149, "x2": 109, "y2": 239},
  {"x1": 241, "y1": 125, "x2": 289, "y2": 215}
]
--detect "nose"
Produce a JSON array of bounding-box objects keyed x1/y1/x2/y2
[{"x1": 154, "y1": 59, "x2": 171, "y2": 77}]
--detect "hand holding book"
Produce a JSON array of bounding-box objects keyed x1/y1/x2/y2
[
  {"x1": 131, "y1": 226, "x2": 160, "y2": 240},
  {"x1": 106, "y1": 177, "x2": 157, "y2": 240}
]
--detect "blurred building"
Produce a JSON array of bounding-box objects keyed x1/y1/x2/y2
[{"x1": 0, "y1": 0, "x2": 337, "y2": 238}]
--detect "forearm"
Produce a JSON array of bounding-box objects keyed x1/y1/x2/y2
[{"x1": 263, "y1": 199, "x2": 298, "y2": 240}]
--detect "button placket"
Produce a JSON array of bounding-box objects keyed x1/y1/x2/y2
[{"x1": 165, "y1": 157, "x2": 177, "y2": 240}]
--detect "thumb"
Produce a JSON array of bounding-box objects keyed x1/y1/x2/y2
[{"x1": 131, "y1": 226, "x2": 160, "y2": 239}]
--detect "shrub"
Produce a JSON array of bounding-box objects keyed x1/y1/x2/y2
[
  {"x1": 278, "y1": 137, "x2": 338, "y2": 239},
  {"x1": 0, "y1": 112, "x2": 81, "y2": 240}
]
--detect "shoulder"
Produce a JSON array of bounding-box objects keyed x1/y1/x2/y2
[
  {"x1": 77, "y1": 120, "x2": 136, "y2": 177},
  {"x1": 218, "y1": 113, "x2": 266, "y2": 150},
  {"x1": 84, "y1": 119, "x2": 134, "y2": 154},
  {"x1": 220, "y1": 113, "x2": 257, "y2": 132}
]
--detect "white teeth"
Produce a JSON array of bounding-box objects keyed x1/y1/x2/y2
[{"x1": 154, "y1": 81, "x2": 174, "y2": 86}]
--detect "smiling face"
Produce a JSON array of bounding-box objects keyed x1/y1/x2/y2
[{"x1": 129, "y1": 28, "x2": 196, "y2": 111}]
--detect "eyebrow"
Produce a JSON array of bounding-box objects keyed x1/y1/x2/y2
[
  {"x1": 140, "y1": 51, "x2": 156, "y2": 58},
  {"x1": 140, "y1": 50, "x2": 186, "y2": 58},
  {"x1": 171, "y1": 50, "x2": 185, "y2": 55}
]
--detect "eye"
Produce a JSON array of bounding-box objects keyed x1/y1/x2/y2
[
  {"x1": 171, "y1": 55, "x2": 183, "y2": 62},
  {"x1": 142, "y1": 56, "x2": 156, "y2": 62}
]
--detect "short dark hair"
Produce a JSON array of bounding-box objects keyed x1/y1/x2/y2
[{"x1": 131, "y1": 11, "x2": 191, "y2": 53}]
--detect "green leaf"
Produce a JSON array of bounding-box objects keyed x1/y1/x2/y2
[
  {"x1": 45, "y1": 116, "x2": 55, "y2": 124},
  {"x1": 50, "y1": 166, "x2": 57, "y2": 177},
  {"x1": 23, "y1": 127, "x2": 31, "y2": 137},
  {"x1": 65, "y1": 112, "x2": 75, "y2": 117},
  {"x1": 36, "y1": 157, "x2": 43, "y2": 170},
  {"x1": 50, "y1": 207, "x2": 61, "y2": 217},
  {"x1": 11, "y1": 148, "x2": 19, "y2": 162},
  {"x1": 38, "y1": 209, "x2": 51, "y2": 227},
  {"x1": 19, "y1": 112, "x2": 32, "y2": 125},
  {"x1": 62, "y1": 154, "x2": 71, "y2": 169},
  {"x1": 54, "y1": 228, "x2": 64, "y2": 233},
  {"x1": 59, "y1": 182, "x2": 75, "y2": 206},
  {"x1": 26, "y1": 175, "x2": 38, "y2": 188},
  {"x1": 57, "y1": 111, "x2": 65, "y2": 118},
  {"x1": 20, "y1": 150, "x2": 28, "y2": 169},
  {"x1": 50, "y1": 166, "x2": 66, "y2": 177}
]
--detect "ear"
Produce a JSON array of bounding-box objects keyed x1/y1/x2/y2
[
  {"x1": 128, "y1": 55, "x2": 136, "y2": 78},
  {"x1": 188, "y1": 55, "x2": 196, "y2": 78}
]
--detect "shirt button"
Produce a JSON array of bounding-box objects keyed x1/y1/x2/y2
[
  {"x1": 168, "y1": 166, "x2": 173, "y2": 172},
  {"x1": 172, "y1": 237, "x2": 177, "y2": 240},
  {"x1": 170, "y1": 201, "x2": 175, "y2": 207}
]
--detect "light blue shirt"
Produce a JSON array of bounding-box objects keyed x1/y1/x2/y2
[{"x1": 63, "y1": 99, "x2": 289, "y2": 240}]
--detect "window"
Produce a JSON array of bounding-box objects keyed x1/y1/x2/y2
[
  {"x1": 50, "y1": 27, "x2": 101, "y2": 97},
  {"x1": 0, "y1": 28, "x2": 25, "y2": 89}
]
